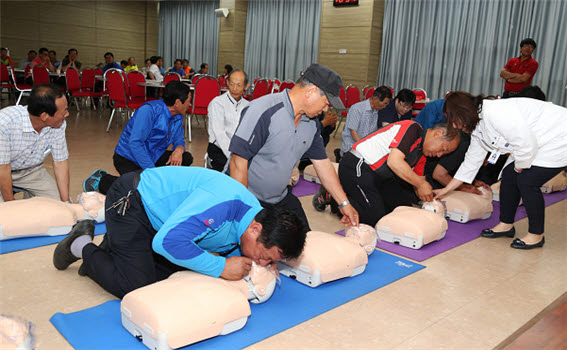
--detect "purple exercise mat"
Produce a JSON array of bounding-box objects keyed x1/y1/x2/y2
[
  {"x1": 291, "y1": 176, "x2": 320, "y2": 197},
  {"x1": 336, "y1": 191, "x2": 567, "y2": 262}
]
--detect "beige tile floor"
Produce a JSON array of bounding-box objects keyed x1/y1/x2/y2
[{"x1": 0, "y1": 102, "x2": 566, "y2": 350}]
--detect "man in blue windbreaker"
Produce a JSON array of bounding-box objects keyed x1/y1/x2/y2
[
  {"x1": 53, "y1": 166, "x2": 307, "y2": 298},
  {"x1": 82, "y1": 80, "x2": 194, "y2": 195}
]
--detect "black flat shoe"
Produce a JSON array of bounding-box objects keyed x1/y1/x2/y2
[
  {"x1": 510, "y1": 237, "x2": 545, "y2": 250},
  {"x1": 480, "y1": 227, "x2": 515, "y2": 238}
]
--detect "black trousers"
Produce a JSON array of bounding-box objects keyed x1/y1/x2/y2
[
  {"x1": 499, "y1": 164, "x2": 565, "y2": 235},
  {"x1": 260, "y1": 185, "x2": 310, "y2": 230},
  {"x1": 207, "y1": 143, "x2": 228, "y2": 172},
  {"x1": 98, "y1": 150, "x2": 194, "y2": 194},
  {"x1": 82, "y1": 171, "x2": 185, "y2": 298},
  {"x1": 338, "y1": 152, "x2": 418, "y2": 226}
]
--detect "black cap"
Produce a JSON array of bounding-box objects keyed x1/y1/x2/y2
[{"x1": 300, "y1": 64, "x2": 345, "y2": 110}]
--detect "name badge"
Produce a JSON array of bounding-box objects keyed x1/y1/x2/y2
[{"x1": 487, "y1": 150, "x2": 501, "y2": 164}]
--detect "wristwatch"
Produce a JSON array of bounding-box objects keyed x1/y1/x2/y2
[{"x1": 338, "y1": 200, "x2": 350, "y2": 210}]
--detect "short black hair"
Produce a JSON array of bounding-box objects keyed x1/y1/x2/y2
[
  {"x1": 104, "y1": 52, "x2": 114, "y2": 58},
  {"x1": 224, "y1": 64, "x2": 233, "y2": 73},
  {"x1": 254, "y1": 206, "x2": 307, "y2": 259},
  {"x1": 182, "y1": 59, "x2": 189, "y2": 64},
  {"x1": 162, "y1": 81, "x2": 191, "y2": 106},
  {"x1": 145, "y1": 58, "x2": 150, "y2": 63},
  {"x1": 150, "y1": 56, "x2": 162, "y2": 64},
  {"x1": 38, "y1": 48, "x2": 48, "y2": 54},
  {"x1": 373, "y1": 85, "x2": 393, "y2": 101},
  {"x1": 120, "y1": 60, "x2": 128, "y2": 66},
  {"x1": 520, "y1": 38, "x2": 537, "y2": 49},
  {"x1": 200, "y1": 63, "x2": 208, "y2": 69},
  {"x1": 48, "y1": 50, "x2": 56, "y2": 55},
  {"x1": 174, "y1": 59, "x2": 182, "y2": 64},
  {"x1": 227, "y1": 68, "x2": 249, "y2": 85},
  {"x1": 28, "y1": 84, "x2": 64, "y2": 117},
  {"x1": 0, "y1": 48, "x2": 6, "y2": 51},
  {"x1": 517, "y1": 85, "x2": 546, "y2": 101},
  {"x1": 28, "y1": 50, "x2": 37, "y2": 55},
  {"x1": 395, "y1": 88, "x2": 416, "y2": 105},
  {"x1": 68, "y1": 48, "x2": 78, "y2": 55}
]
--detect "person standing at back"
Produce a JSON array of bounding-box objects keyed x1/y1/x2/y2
[{"x1": 500, "y1": 38, "x2": 538, "y2": 98}]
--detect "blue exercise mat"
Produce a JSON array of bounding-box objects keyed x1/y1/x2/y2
[
  {"x1": 50, "y1": 250, "x2": 424, "y2": 350},
  {"x1": 0, "y1": 223, "x2": 107, "y2": 255}
]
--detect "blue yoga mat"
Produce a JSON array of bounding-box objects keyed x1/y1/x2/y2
[
  {"x1": 50, "y1": 249, "x2": 424, "y2": 350},
  {"x1": 0, "y1": 223, "x2": 107, "y2": 255}
]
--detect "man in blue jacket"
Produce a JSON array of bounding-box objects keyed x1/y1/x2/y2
[
  {"x1": 53, "y1": 167, "x2": 307, "y2": 298},
  {"x1": 82, "y1": 81, "x2": 194, "y2": 194}
]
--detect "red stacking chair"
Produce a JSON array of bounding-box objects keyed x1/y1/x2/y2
[
  {"x1": 65, "y1": 68, "x2": 97, "y2": 110},
  {"x1": 334, "y1": 86, "x2": 348, "y2": 136},
  {"x1": 32, "y1": 65, "x2": 50, "y2": 85},
  {"x1": 7, "y1": 65, "x2": 32, "y2": 105},
  {"x1": 267, "y1": 79, "x2": 273, "y2": 94},
  {"x1": 106, "y1": 70, "x2": 145, "y2": 132},
  {"x1": 78, "y1": 68, "x2": 103, "y2": 110},
  {"x1": 1, "y1": 63, "x2": 16, "y2": 102},
  {"x1": 346, "y1": 84, "x2": 361, "y2": 107},
  {"x1": 279, "y1": 80, "x2": 295, "y2": 91},
  {"x1": 186, "y1": 75, "x2": 220, "y2": 141},
  {"x1": 271, "y1": 78, "x2": 281, "y2": 93},
  {"x1": 218, "y1": 75, "x2": 227, "y2": 88},
  {"x1": 412, "y1": 88, "x2": 427, "y2": 117},
  {"x1": 364, "y1": 86, "x2": 376, "y2": 100},
  {"x1": 127, "y1": 70, "x2": 153, "y2": 104},
  {"x1": 191, "y1": 74, "x2": 202, "y2": 84},
  {"x1": 251, "y1": 79, "x2": 269, "y2": 100},
  {"x1": 164, "y1": 72, "x2": 181, "y2": 85}
]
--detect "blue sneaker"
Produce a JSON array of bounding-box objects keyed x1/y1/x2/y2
[{"x1": 83, "y1": 169, "x2": 108, "y2": 192}]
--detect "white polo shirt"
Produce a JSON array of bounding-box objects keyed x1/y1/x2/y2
[{"x1": 207, "y1": 92, "x2": 249, "y2": 157}]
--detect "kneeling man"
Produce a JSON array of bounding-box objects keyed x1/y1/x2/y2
[
  {"x1": 338, "y1": 121, "x2": 459, "y2": 226},
  {"x1": 54, "y1": 167, "x2": 307, "y2": 298}
]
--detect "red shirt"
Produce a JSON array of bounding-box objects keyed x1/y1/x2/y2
[{"x1": 503, "y1": 56, "x2": 538, "y2": 92}]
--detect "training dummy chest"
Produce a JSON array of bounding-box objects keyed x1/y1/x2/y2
[
  {"x1": 277, "y1": 231, "x2": 369, "y2": 287},
  {"x1": 121, "y1": 264, "x2": 277, "y2": 350},
  {"x1": 375, "y1": 202, "x2": 447, "y2": 249},
  {"x1": 303, "y1": 162, "x2": 339, "y2": 184},
  {"x1": 441, "y1": 187, "x2": 493, "y2": 223},
  {"x1": 0, "y1": 192, "x2": 105, "y2": 240}
]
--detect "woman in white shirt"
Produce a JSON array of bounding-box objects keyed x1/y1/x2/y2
[{"x1": 435, "y1": 91, "x2": 567, "y2": 250}]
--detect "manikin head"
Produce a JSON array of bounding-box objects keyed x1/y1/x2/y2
[
  {"x1": 422, "y1": 199, "x2": 447, "y2": 217},
  {"x1": 78, "y1": 192, "x2": 106, "y2": 222},
  {"x1": 28, "y1": 84, "x2": 69, "y2": 131},
  {"x1": 394, "y1": 89, "x2": 416, "y2": 116},
  {"x1": 345, "y1": 224, "x2": 378, "y2": 255},
  {"x1": 227, "y1": 69, "x2": 249, "y2": 101},
  {"x1": 240, "y1": 206, "x2": 307, "y2": 267},
  {"x1": 369, "y1": 85, "x2": 392, "y2": 111},
  {"x1": 244, "y1": 261, "x2": 279, "y2": 303},
  {"x1": 422, "y1": 122, "x2": 460, "y2": 158}
]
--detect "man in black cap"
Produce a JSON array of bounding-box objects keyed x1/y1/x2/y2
[{"x1": 226, "y1": 64, "x2": 359, "y2": 229}]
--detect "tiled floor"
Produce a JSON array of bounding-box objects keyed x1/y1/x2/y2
[{"x1": 1, "y1": 102, "x2": 565, "y2": 349}]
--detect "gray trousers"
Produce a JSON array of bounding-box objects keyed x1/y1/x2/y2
[{"x1": 0, "y1": 164, "x2": 60, "y2": 202}]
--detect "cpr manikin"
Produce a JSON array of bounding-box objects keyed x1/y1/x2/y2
[
  {"x1": 344, "y1": 223, "x2": 378, "y2": 255},
  {"x1": 277, "y1": 231, "x2": 369, "y2": 287},
  {"x1": 121, "y1": 262, "x2": 278, "y2": 350},
  {"x1": 0, "y1": 315, "x2": 34, "y2": 350},
  {"x1": 303, "y1": 162, "x2": 339, "y2": 184},
  {"x1": 0, "y1": 192, "x2": 105, "y2": 240},
  {"x1": 376, "y1": 200, "x2": 448, "y2": 249},
  {"x1": 439, "y1": 187, "x2": 493, "y2": 223},
  {"x1": 288, "y1": 166, "x2": 300, "y2": 186},
  {"x1": 540, "y1": 170, "x2": 567, "y2": 194}
]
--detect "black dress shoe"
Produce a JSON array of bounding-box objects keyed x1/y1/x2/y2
[
  {"x1": 480, "y1": 227, "x2": 515, "y2": 238},
  {"x1": 510, "y1": 237, "x2": 545, "y2": 250}
]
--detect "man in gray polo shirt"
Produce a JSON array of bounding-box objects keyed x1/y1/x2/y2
[{"x1": 227, "y1": 64, "x2": 359, "y2": 229}]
